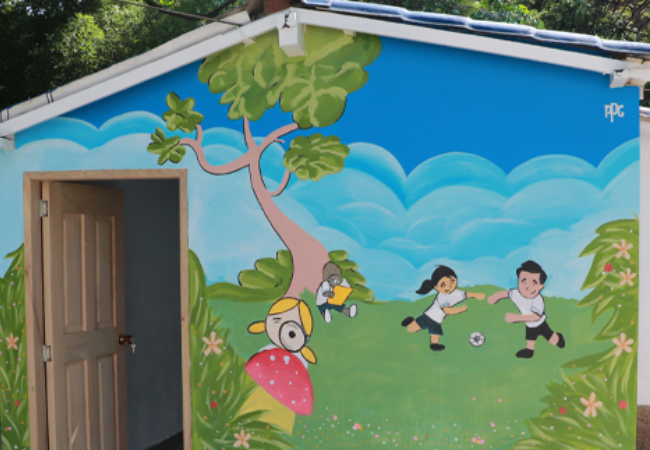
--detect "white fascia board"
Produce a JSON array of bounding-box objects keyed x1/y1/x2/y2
[
  {"x1": 295, "y1": 9, "x2": 633, "y2": 76},
  {"x1": 1, "y1": 8, "x2": 646, "y2": 137}
]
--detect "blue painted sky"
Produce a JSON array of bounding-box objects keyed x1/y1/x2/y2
[
  {"x1": 5, "y1": 30, "x2": 639, "y2": 301},
  {"x1": 61, "y1": 36, "x2": 639, "y2": 173}
]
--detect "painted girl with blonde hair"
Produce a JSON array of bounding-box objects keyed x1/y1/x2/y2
[{"x1": 248, "y1": 297, "x2": 317, "y2": 365}]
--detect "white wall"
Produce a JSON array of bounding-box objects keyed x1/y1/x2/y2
[{"x1": 640, "y1": 118, "x2": 650, "y2": 405}]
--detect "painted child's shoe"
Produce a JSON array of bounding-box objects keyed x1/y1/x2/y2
[
  {"x1": 324, "y1": 309, "x2": 332, "y2": 324},
  {"x1": 401, "y1": 317, "x2": 414, "y2": 327},
  {"x1": 516, "y1": 348, "x2": 534, "y2": 358},
  {"x1": 430, "y1": 344, "x2": 445, "y2": 351},
  {"x1": 349, "y1": 304, "x2": 358, "y2": 318},
  {"x1": 556, "y1": 333, "x2": 566, "y2": 349}
]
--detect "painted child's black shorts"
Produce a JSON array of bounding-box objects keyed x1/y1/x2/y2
[
  {"x1": 318, "y1": 303, "x2": 345, "y2": 313},
  {"x1": 526, "y1": 321, "x2": 554, "y2": 341},
  {"x1": 415, "y1": 315, "x2": 443, "y2": 335}
]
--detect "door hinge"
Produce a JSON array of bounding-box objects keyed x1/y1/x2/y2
[
  {"x1": 39, "y1": 200, "x2": 49, "y2": 218},
  {"x1": 42, "y1": 345, "x2": 52, "y2": 362}
]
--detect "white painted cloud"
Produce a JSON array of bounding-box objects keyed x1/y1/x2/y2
[{"x1": 0, "y1": 112, "x2": 639, "y2": 302}]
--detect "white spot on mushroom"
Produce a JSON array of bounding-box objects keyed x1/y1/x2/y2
[
  {"x1": 270, "y1": 355, "x2": 275, "y2": 361},
  {"x1": 284, "y1": 355, "x2": 290, "y2": 365},
  {"x1": 270, "y1": 380, "x2": 275, "y2": 385},
  {"x1": 292, "y1": 400, "x2": 296, "y2": 404},
  {"x1": 289, "y1": 381, "x2": 292, "y2": 385}
]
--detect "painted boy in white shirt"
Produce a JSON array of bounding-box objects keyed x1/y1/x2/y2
[
  {"x1": 401, "y1": 265, "x2": 485, "y2": 351},
  {"x1": 488, "y1": 260, "x2": 565, "y2": 359}
]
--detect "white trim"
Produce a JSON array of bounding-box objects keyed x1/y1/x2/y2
[
  {"x1": 640, "y1": 119, "x2": 650, "y2": 405},
  {"x1": 297, "y1": 9, "x2": 638, "y2": 75},
  {"x1": 2, "y1": 8, "x2": 650, "y2": 137}
]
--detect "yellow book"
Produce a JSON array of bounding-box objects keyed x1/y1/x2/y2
[{"x1": 328, "y1": 285, "x2": 353, "y2": 306}]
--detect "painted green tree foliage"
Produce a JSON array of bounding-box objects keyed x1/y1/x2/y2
[
  {"x1": 0, "y1": 246, "x2": 29, "y2": 450},
  {"x1": 513, "y1": 218, "x2": 638, "y2": 449},
  {"x1": 190, "y1": 250, "x2": 294, "y2": 450},
  {"x1": 148, "y1": 28, "x2": 381, "y2": 300},
  {"x1": 208, "y1": 250, "x2": 374, "y2": 304}
]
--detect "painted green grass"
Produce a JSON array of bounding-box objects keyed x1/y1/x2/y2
[{"x1": 211, "y1": 285, "x2": 609, "y2": 450}]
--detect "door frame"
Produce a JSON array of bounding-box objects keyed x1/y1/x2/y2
[{"x1": 23, "y1": 169, "x2": 190, "y2": 450}]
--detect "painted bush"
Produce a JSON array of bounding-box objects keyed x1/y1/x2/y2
[
  {"x1": 514, "y1": 218, "x2": 639, "y2": 449},
  {"x1": 0, "y1": 247, "x2": 29, "y2": 450}
]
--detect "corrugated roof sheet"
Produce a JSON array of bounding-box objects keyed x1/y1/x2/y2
[{"x1": 299, "y1": 0, "x2": 650, "y2": 58}]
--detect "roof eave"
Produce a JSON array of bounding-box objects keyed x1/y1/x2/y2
[{"x1": 1, "y1": 6, "x2": 649, "y2": 139}]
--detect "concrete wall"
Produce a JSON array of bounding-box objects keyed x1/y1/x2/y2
[
  {"x1": 83, "y1": 179, "x2": 183, "y2": 449},
  {"x1": 640, "y1": 119, "x2": 650, "y2": 406}
]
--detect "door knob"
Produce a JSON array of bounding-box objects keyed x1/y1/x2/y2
[{"x1": 118, "y1": 334, "x2": 134, "y2": 346}]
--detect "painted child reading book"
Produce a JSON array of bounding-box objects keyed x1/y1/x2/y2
[{"x1": 315, "y1": 262, "x2": 357, "y2": 324}]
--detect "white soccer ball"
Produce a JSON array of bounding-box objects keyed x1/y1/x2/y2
[{"x1": 469, "y1": 331, "x2": 485, "y2": 347}]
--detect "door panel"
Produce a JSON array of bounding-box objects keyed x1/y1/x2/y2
[
  {"x1": 63, "y1": 214, "x2": 84, "y2": 334},
  {"x1": 43, "y1": 182, "x2": 127, "y2": 450}
]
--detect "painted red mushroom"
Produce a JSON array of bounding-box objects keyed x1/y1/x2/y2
[{"x1": 245, "y1": 347, "x2": 313, "y2": 415}]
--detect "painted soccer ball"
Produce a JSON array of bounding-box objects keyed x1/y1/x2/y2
[{"x1": 469, "y1": 332, "x2": 485, "y2": 347}]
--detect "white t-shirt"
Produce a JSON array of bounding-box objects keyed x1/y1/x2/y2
[
  {"x1": 508, "y1": 289, "x2": 546, "y2": 328},
  {"x1": 424, "y1": 290, "x2": 467, "y2": 324},
  {"x1": 316, "y1": 279, "x2": 351, "y2": 306}
]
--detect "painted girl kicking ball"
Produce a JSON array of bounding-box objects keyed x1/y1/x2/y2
[{"x1": 401, "y1": 266, "x2": 485, "y2": 351}]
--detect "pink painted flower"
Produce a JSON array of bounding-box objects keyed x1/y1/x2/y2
[
  {"x1": 613, "y1": 239, "x2": 633, "y2": 259},
  {"x1": 202, "y1": 332, "x2": 223, "y2": 356},
  {"x1": 613, "y1": 333, "x2": 634, "y2": 356},
  {"x1": 472, "y1": 437, "x2": 485, "y2": 444},
  {"x1": 580, "y1": 392, "x2": 603, "y2": 418},
  {"x1": 604, "y1": 263, "x2": 613, "y2": 273},
  {"x1": 353, "y1": 423, "x2": 363, "y2": 431},
  {"x1": 6, "y1": 333, "x2": 18, "y2": 350},
  {"x1": 619, "y1": 268, "x2": 636, "y2": 287},
  {"x1": 233, "y1": 429, "x2": 251, "y2": 449}
]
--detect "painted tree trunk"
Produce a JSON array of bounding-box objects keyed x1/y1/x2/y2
[{"x1": 248, "y1": 156, "x2": 330, "y2": 298}]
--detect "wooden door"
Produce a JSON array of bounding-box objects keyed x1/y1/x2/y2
[{"x1": 42, "y1": 181, "x2": 128, "y2": 450}]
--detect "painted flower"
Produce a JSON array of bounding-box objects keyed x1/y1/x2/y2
[
  {"x1": 471, "y1": 437, "x2": 485, "y2": 444},
  {"x1": 613, "y1": 239, "x2": 633, "y2": 259},
  {"x1": 6, "y1": 333, "x2": 18, "y2": 350},
  {"x1": 202, "y1": 332, "x2": 223, "y2": 356},
  {"x1": 619, "y1": 268, "x2": 636, "y2": 286},
  {"x1": 580, "y1": 392, "x2": 603, "y2": 418},
  {"x1": 604, "y1": 263, "x2": 613, "y2": 272},
  {"x1": 233, "y1": 429, "x2": 251, "y2": 449},
  {"x1": 612, "y1": 333, "x2": 634, "y2": 356}
]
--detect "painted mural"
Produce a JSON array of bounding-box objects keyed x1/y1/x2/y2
[{"x1": 0, "y1": 23, "x2": 641, "y2": 450}]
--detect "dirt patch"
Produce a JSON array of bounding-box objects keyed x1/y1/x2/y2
[{"x1": 639, "y1": 406, "x2": 650, "y2": 449}]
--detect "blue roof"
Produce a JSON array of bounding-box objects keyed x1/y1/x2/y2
[{"x1": 299, "y1": 0, "x2": 650, "y2": 57}]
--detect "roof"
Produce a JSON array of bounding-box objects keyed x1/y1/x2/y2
[
  {"x1": 2, "y1": 0, "x2": 650, "y2": 143},
  {"x1": 300, "y1": 0, "x2": 650, "y2": 59}
]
